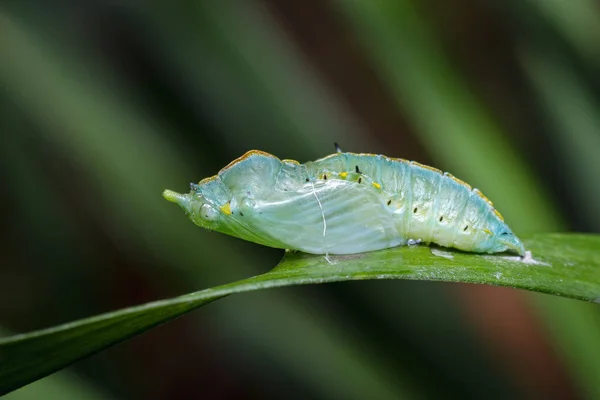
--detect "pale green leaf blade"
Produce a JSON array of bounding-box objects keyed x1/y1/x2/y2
[{"x1": 0, "y1": 233, "x2": 598, "y2": 395}]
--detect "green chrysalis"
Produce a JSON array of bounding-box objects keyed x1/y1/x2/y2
[{"x1": 163, "y1": 150, "x2": 525, "y2": 256}]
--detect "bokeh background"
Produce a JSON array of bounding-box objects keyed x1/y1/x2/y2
[{"x1": 2, "y1": 1, "x2": 600, "y2": 399}]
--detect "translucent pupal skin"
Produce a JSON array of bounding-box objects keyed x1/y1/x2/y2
[{"x1": 163, "y1": 150, "x2": 525, "y2": 256}]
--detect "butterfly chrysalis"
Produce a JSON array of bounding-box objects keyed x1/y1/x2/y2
[{"x1": 163, "y1": 150, "x2": 525, "y2": 256}]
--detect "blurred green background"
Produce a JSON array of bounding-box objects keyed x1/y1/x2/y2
[{"x1": 1, "y1": 0, "x2": 600, "y2": 399}]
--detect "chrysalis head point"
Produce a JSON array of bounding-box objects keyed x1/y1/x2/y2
[{"x1": 163, "y1": 190, "x2": 191, "y2": 214}]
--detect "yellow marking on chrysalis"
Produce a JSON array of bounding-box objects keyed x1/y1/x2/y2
[
  {"x1": 483, "y1": 229, "x2": 493, "y2": 236},
  {"x1": 386, "y1": 156, "x2": 409, "y2": 164},
  {"x1": 220, "y1": 202, "x2": 232, "y2": 215},
  {"x1": 493, "y1": 209, "x2": 505, "y2": 222},
  {"x1": 320, "y1": 151, "x2": 379, "y2": 161},
  {"x1": 282, "y1": 159, "x2": 300, "y2": 165},
  {"x1": 372, "y1": 182, "x2": 381, "y2": 189},
  {"x1": 473, "y1": 189, "x2": 494, "y2": 207},
  {"x1": 220, "y1": 150, "x2": 278, "y2": 173},
  {"x1": 339, "y1": 171, "x2": 348, "y2": 179},
  {"x1": 199, "y1": 176, "x2": 218, "y2": 185},
  {"x1": 448, "y1": 175, "x2": 472, "y2": 190},
  {"x1": 411, "y1": 161, "x2": 442, "y2": 174}
]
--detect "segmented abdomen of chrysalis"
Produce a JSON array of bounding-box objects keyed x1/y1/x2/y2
[{"x1": 163, "y1": 150, "x2": 525, "y2": 256}]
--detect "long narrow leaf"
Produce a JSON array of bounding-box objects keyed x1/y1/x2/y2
[{"x1": 0, "y1": 233, "x2": 598, "y2": 395}]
